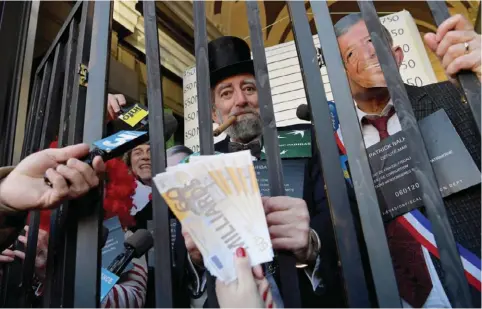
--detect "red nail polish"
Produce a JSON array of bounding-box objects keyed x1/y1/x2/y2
[
  {"x1": 268, "y1": 301, "x2": 273, "y2": 308},
  {"x1": 263, "y1": 288, "x2": 268, "y2": 301},
  {"x1": 235, "y1": 247, "x2": 246, "y2": 257}
]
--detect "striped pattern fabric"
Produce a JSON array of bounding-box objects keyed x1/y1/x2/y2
[{"x1": 101, "y1": 231, "x2": 148, "y2": 308}]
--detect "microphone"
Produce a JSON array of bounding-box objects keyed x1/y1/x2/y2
[
  {"x1": 296, "y1": 104, "x2": 311, "y2": 121},
  {"x1": 83, "y1": 130, "x2": 150, "y2": 165},
  {"x1": 106, "y1": 229, "x2": 153, "y2": 276},
  {"x1": 44, "y1": 130, "x2": 149, "y2": 187},
  {"x1": 113, "y1": 102, "x2": 178, "y2": 142}
]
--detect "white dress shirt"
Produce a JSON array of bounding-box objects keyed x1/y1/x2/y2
[{"x1": 356, "y1": 100, "x2": 451, "y2": 308}]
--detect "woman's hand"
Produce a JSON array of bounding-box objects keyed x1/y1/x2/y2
[{"x1": 216, "y1": 247, "x2": 275, "y2": 308}]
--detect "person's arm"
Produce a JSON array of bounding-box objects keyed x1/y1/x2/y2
[
  {"x1": 300, "y1": 140, "x2": 345, "y2": 302},
  {"x1": 0, "y1": 144, "x2": 105, "y2": 251},
  {"x1": 0, "y1": 167, "x2": 28, "y2": 250}
]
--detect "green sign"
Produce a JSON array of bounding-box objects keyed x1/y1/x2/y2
[{"x1": 261, "y1": 129, "x2": 311, "y2": 159}]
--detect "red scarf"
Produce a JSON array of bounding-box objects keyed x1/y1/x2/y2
[{"x1": 35, "y1": 141, "x2": 138, "y2": 231}]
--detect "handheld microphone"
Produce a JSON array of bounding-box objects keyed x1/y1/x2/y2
[
  {"x1": 107, "y1": 229, "x2": 153, "y2": 276},
  {"x1": 44, "y1": 130, "x2": 149, "y2": 187},
  {"x1": 113, "y1": 102, "x2": 178, "y2": 142},
  {"x1": 296, "y1": 104, "x2": 311, "y2": 121}
]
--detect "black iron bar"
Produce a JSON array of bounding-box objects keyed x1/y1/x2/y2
[
  {"x1": 193, "y1": 1, "x2": 215, "y2": 155},
  {"x1": 358, "y1": 1, "x2": 472, "y2": 307},
  {"x1": 0, "y1": 1, "x2": 30, "y2": 166},
  {"x1": 58, "y1": 3, "x2": 94, "y2": 306},
  {"x1": 27, "y1": 60, "x2": 52, "y2": 155},
  {"x1": 246, "y1": 1, "x2": 300, "y2": 307},
  {"x1": 20, "y1": 42, "x2": 65, "y2": 308},
  {"x1": 143, "y1": 1, "x2": 173, "y2": 307},
  {"x1": 35, "y1": 0, "x2": 83, "y2": 76},
  {"x1": 309, "y1": 1, "x2": 401, "y2": 306},
  {"x1": 192, "y1": 2, "x2": 218, "y2": 306},
  {"x1": 5, "y1": 1, "x2": 33, "y2": 165},
  {"x1": 21, "y1": 76, "x2": 40, "y2": 159},
  {"x1": 43, "y1": 19, "x2": 79, "y2": 308},
  {"x1": 72, "y1": 1, "x2": 112, "y2": 307},
  {"x1": 426, "y1": 1, "x2": 481, "y2": 132}
]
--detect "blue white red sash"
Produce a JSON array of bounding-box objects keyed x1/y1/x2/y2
[
  {"x1": 327, "y1": 101, "x2": 481, "y2": 291},
  {"x1": 399, "y1": 210, "x2": 481, "y2": 291}
]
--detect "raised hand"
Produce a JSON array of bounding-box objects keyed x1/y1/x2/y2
[
  {"x1": 424, "y1": 14, "x2": 481, "y2": 82},
  {"x1": 0, "y1": 144, "x2": 105, "y2": 211}
]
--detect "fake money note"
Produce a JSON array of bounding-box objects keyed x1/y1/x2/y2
[{"x1": 153, "y1": 151, "x2": 273, "y2": 283}]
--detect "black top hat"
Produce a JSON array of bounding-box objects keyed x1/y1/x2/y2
[{"x1": 208, "y1": 36, "x2": 255, "y2": 88}]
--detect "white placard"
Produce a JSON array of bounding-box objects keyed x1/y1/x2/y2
[
  {"x1": 183, "y1": 10, "x2": 437, "y2": 151},
  {"x1": 380, "y1": 10, "x2": 438, "y2": 86},
  {"x1": 183, "y1": 67, "x2": 200, "y2": 153},
  {"x1": 183, "y1": 67, "x2": 227, "y2": 153}
]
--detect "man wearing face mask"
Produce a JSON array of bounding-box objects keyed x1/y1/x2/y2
[
  {"x1": 182, "y1": 36, "x2": 338, "y2": 308},
  {"x1": 330, "y1": 13, "x2": 481, "y2": 308}
]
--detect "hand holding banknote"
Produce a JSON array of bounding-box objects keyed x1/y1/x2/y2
[
  {"x1": 262, "y1": 196, "x2": 313, "y2": 264},
  {"x1": 153, "y1": 150, "x2": 274, "y2": 283},
  {"x1": 216, "y1": 247, "x2": 275, "y2": 308}
]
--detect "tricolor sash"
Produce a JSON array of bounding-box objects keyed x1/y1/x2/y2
[{"x1": 327, "y1": 101, "x2": 481, "y2": 291}]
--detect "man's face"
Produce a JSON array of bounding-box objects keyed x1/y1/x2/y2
[
  {"x1": 212, "y1": 73, "x2": 262, "y2": 143},
  {"x1": 337, "y1": 21, "x2": 403, "y2": 92},
  {"x1": 130, "y1": 144, "x2": 151, "y2": 184}
]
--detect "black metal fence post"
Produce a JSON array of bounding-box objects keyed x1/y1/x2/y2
[
  {"x1": 0, "y1": 1, "x2": 33, "y2": 166},
  {"x1": 192, "y1": 2, "x2": 219, "y2": 307},
  {"x1": 245, "y1": 1, "x2": 301, "y2": 307},
  {"x1": 358, "y1": 1, "x2": 473, "y2": 307},
  {"x1": 143, "y1": 1, "x2": 173, "y2": 307},
  {"x1": 21, "y1": 42, "x2": 67, "y2": 307},
  {"x1": 307, "y1": 1, "x2": 401, "y2": 306},
  {"x1": 426, "y1": 1, "x2": 481, "y2": 133},
  {"x1": 71, "y1": 1, "x2": 112, "y2": 307}
]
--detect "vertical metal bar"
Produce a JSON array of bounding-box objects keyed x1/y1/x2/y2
[
  {"x1": 58, "y1": 3, "x2": 94, "y2": 307},
  {"x1": 245, "y1": 2, "x2": 300, "y2": 308},
  {"x1": 0, "y1": 1, "x2": 29, "y2": 166},
  {"x1": 309, "y1": 1, "x2": 401, "y2": 306},
  {"x1": 42, "y1": 18, "x2": 78, "y2": 308},
  {"x1": 12, "y1": 0, "x2": 39, "y2": 165},
  {"x1": 5, "y1": 1, "x2": 35, "y2": 165},
  {"x1": 358, "y1": 1, "x2": 472, "y2": 307},
  {"x1": 72, "y1": 1, "x2": 112, "y2": 307},
  {"x1": 193, "y1": 1, "x2": 215, "y2": 155},
  {"x1": 19, "y1": 45, "x2": 61, "y2": 306},
  {"x1": 20, "y1": 42, "x2": 65, "y2": 307},
  {"x1": 193, "y1": 2, "x2": 218, "y2": 306},
  {"x1": 143, "y1": 2, "x2": 173, "y2": 307},
  {"x1": 21, "y1": 76, "x2": 40, "y2": 159},
  {"x1": 27, "y1": 61, "x2": 52, "y2": 155},
  {"x1": 427, "y1": 1, "x2": 481, "y2": 132}
]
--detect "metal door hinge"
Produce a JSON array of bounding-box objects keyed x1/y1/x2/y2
[{"x1": 78, "y1": 64, "x2": 88, "y2": 86}]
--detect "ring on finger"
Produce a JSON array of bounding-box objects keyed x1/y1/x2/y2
[{"x1": 464, "y1": 41, "x2": 470, "y2": 54}]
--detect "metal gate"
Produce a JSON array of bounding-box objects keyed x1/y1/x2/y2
[{"x1": 1, "y1": 0, "x2": 479, "y2": 308}]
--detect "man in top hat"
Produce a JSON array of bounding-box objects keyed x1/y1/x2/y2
[{"x1": 182, "y1": 36, "x2": 343, "y2": 308}]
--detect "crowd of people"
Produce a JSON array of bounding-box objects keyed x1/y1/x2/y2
[{"x1": 0, "y1": 12, "x2": 480, "y2": 308}]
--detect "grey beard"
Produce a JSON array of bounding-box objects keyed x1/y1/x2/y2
[{"x1": 225, "y1": 116, "x2": 262, "y2": 143}]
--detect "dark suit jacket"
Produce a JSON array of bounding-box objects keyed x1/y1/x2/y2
[
  {"x1": 132, "y1": 203, "x2": 192, "y2": 308},
  {"x1": 212, "y1": 125, "x2": 342, "y2": 308},
  {"x1": 309, "y1": 81, "x2": 481, "y2": 308}
]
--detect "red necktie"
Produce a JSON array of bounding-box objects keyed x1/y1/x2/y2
[{"x1": 363, "y1": 108, "x2": 432, "y2": 307}]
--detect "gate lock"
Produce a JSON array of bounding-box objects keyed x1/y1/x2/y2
[{"x1": 78, "y1": 64, "x2": 88, "y2": 87}]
